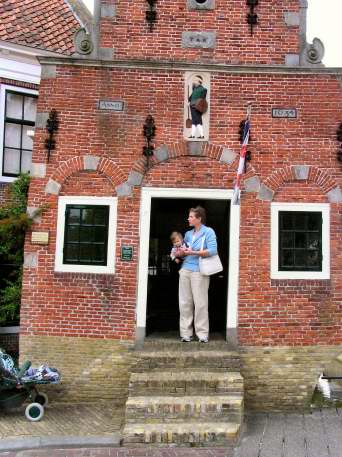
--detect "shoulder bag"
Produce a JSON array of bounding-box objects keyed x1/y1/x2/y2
[{"x1": 198, "y1": 234, "x2": 223, "y2": 276}]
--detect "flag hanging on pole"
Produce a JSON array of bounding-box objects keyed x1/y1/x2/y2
[{"x1": 232, "y1": 104, "x2": 252, "y2": 205}]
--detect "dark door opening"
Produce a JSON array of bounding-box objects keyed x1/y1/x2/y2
[{"x1": 146, "y1": 198, "x2": 230, "y2": 337}]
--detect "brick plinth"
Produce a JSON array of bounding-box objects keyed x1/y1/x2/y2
[
  {"x1": 19, "y1": 335, "x2": 134, "y2": 404},
  {"x1": 241, "y1": 345, "x2": 342, "y2": 411}
]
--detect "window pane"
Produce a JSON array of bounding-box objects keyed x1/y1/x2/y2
[
  {"x1": 94, "y1": 226, "x2": 106, "y2": 242},
  {"x1": 3, "y1": 148, "x2": 20, "y2": 175},
  {"x1": 21, "y1": 150, "x2": 32, "y2": 173},
  {"x1": 280, "y1": 213, "x2": 293, "y2": 230},
  {"x1": 308, "y1": 213, "x2": 320, "y2": 230},
  {"x1": 5, "y1": 123, "x2": 21, "y2": 148},
  {"x1": 281, "y1": 249, "x2": 294, "y2": 267},
  {"x1": 79, "y1": 226, "x2": 93, "y2": 242},
  {"x1": 308, "y1": 232, "x2": 320, "y2": 250},
  {"x1": 281, "y1": 232, "x2": 293, "y2": 248},
  {"x1": 279, "y1": 211, "x2": 322, "y2": 272},
  {"x1": 22, "y1": 126, "x2": 34, "y2": 150},
  {"x1": 68, "y1": 208, "x2": 81, "y2": 224},
  {"x1": 66, "y1": 225, "x2": 79, "y2": 242},
  {"x1": 24, "y1": 96, "x2": 37, "y2": 122},
  {"x1": 79, "y1": 244, "x2": 93, "y2": 262},
  {"x1": 93, "y1": 244, "x2": 105, "y2": 262},
  {"x1": 63, "y1": 205, "x2": 109, "y2": 266},
  {"x1": 94, "y1": 207, "x2": 107, "y2": 225},
  {"x1": 307, "y1": 251, "x2": 320, "y2": 267},
  {"x1": 81, "y1": 208, "x2": 94, "y2": 224},
  {"x1": 295, "y1": 232, "x2": 306, "y2": 248},
  {"x1": 6, "y1": 92, "x2": 23, "y2": 119},
  {"x1": 64, "y1": 244, "x2": 79, "y2": 262},
  {"x1": 294, "y1": 213, "x2": 306, "y2": 229},
  {"x1": 294, "y1": 250, "x2": 306, "y2": 267}
]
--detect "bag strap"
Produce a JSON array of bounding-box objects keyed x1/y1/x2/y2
[{"x1": 200, "y1": 232, "x2": 206, "y2": 250}]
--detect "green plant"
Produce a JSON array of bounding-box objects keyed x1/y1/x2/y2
[{"x1": 0, "y1": 174, "x2": 43, "y2": 325}]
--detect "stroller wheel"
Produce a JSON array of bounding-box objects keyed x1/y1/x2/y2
[
  {"x1": 35, "y1": 392, "x2": 48, "y2": 407},
  {"x1": 25, "y1": 402, "x2": 44, "y2": 422}
]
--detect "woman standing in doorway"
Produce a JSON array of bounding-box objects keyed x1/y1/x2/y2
[{"x1": 178, "y1": 206, "x2": 218, "y2": 343}]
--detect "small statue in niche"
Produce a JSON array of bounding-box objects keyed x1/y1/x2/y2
[{"x1": 187, "y1": 75, "x2": 208, "y2": 139}]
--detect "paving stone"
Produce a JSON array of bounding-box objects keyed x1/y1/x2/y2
[
  {"x1": 304, "y1": 410, "x2": 329, "y2": 457},
  {"x1": 320, "y1": 408, "x2": 342, "y2": 457},
  {"x1": 0, "y1": 403, "x2": 123, "y2": 441},
  {"x1": 259, "y1": 414, "x2": 285, "y2": 457},
  {"x1": 234, "y1": 413, "x2": 266, "y2": 457},
  {"x1": 283, "y1": 414, "x2": 306, "y2": 457}
]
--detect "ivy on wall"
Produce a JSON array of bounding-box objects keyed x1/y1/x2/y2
[{"x1": 0, "y1": 175, "x2": 45, "y2": 325}]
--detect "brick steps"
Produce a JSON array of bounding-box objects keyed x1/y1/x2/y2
[
  {"x1": 129, "y1": 370, "x2": 243, "y2": 396},
  {"x1": 133, "y1": 350, "x2": 241, "y2": 372},
  {"x1": 125, "y1": 395, "x2": 243, "y2": 423},
  {"x1": 122, "y1": 344, "x2": 244, "y2": 447},
  {"x1": 123, "y1": 421, "x2": 241, "y2": 446}
]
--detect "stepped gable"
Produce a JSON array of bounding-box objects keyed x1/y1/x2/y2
[
  {"x1": 123, "y1": 338, "x2": 244, "y2": 447},
  {"x1": 0, "y1": 0, "x2": 82, "y2": 54}
]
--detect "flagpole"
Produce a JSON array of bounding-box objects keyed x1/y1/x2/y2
[{"x1": 232, "y1": 103, "x2": 252, "y2": 205}]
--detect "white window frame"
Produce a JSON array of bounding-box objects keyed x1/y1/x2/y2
[
  {"x1": 0, "y1": 84, "x2": 38, "y2": 182},
  {"x1": 271, "y1": 202, "x2": 330, "y2": 280},
  {"x1": 55, "y1": 196, "x2": 118, "y2": 274}
]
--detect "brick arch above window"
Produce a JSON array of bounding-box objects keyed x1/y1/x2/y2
[
  {"x1": 121, "y1": 140, "x2": 259, "y2": 196},
  {"x1": 258, "y1": 166, "x2": 342, "y2": 203},
  {"x1": 44, "y1": 155, "x2": 126, "y2": 196}
]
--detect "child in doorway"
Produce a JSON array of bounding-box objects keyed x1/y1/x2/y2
[{"x1": 170, "y1": 231, "x2": 187, "y2": 264}]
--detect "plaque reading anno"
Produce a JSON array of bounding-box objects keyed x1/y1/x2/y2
[
  {"x1": 121, "y1": 245, "x2": 133, "y2": 261},
  {"x1": 98, "y1": 100, "x2": 124, "y2": 111},
  {"x1": 31, "y1": 231, "x2": 49, "y2": 245},
  {"x1": 272, "y1": 108, "x2": 297, "y2": 118}
]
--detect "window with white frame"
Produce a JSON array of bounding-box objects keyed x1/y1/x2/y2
[
  {"x1": 55, "y1": 196, "x2": 118, "y2": 274},
  {"x1": 0, "y1": 85, "x2": 38, "y2": 181},
  {"x1": 271, "y1": 203, "x2": 330, "y2": 280}
]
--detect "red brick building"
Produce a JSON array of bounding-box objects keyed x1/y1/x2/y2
[
  {"x1": 20, "y1": 0, "x2": 342, "y2": 411},
  {"x1": 0, "y1": 0, "x2": 88, "y2": 350}
]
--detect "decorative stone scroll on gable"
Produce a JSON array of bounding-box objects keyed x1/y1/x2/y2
[
  {"x1": 258, "y1": 165, "x2": 342, "y2": 202},
  {"x1": 301, "y1": 38, "x2": 325, "y2": 67}
]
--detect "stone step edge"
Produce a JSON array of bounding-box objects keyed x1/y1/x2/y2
[
  {"x1": 130, "y1": 371, "x2": 243, "y2": 382},
  {"x1": 123, "y1": 421, "x2": 241, "y2": 437},
  {"x1": 126, "y1": 395, "x2": 243, "y2": 407},
  {"x1": 134, "y1": 350, "x2": 240, "y2": 357}
]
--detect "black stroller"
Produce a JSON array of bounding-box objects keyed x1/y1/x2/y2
[{"x1": 0, "y1": 349, "x2": 60, "y2": 421}]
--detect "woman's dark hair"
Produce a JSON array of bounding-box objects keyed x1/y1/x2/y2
[{"x1": 189, "y1": 206, "x2": 206, "y2": 224}]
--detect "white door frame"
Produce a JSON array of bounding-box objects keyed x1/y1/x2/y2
[{"x1": 136, "y1": 187, "x2": 240, "y2": 346}]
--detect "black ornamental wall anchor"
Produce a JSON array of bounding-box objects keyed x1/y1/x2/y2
[
  {"x1": 45, "y1": 110, "x2": 59, "y2": 163},
  {"x1": 143, "y1": 115, "x2": 156, "y2": 168},
  {"x1": 246, "y1": 0, "x2": 258, "y2": 36},
  {"x1": 146, "y1": 0, "x2": 157, "y2": 31}
]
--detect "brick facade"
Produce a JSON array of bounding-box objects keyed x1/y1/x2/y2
[
  {"x1": 18, "y1": 0, "x2": 342, "y2": 408},
  {"x1": 99, "y1": 0, "x2": 300, "y2": 65},
  {"x1": 21, "y1": 66, "x2": 342, "y2": 344}
]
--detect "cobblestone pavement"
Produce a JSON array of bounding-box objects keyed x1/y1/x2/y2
[
  {"x1": 0, "y1": 403, "x2": 123, "y2": 439},
  {"x1": 1, "y1": 409, "x2": 342, "y2": 457}
]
